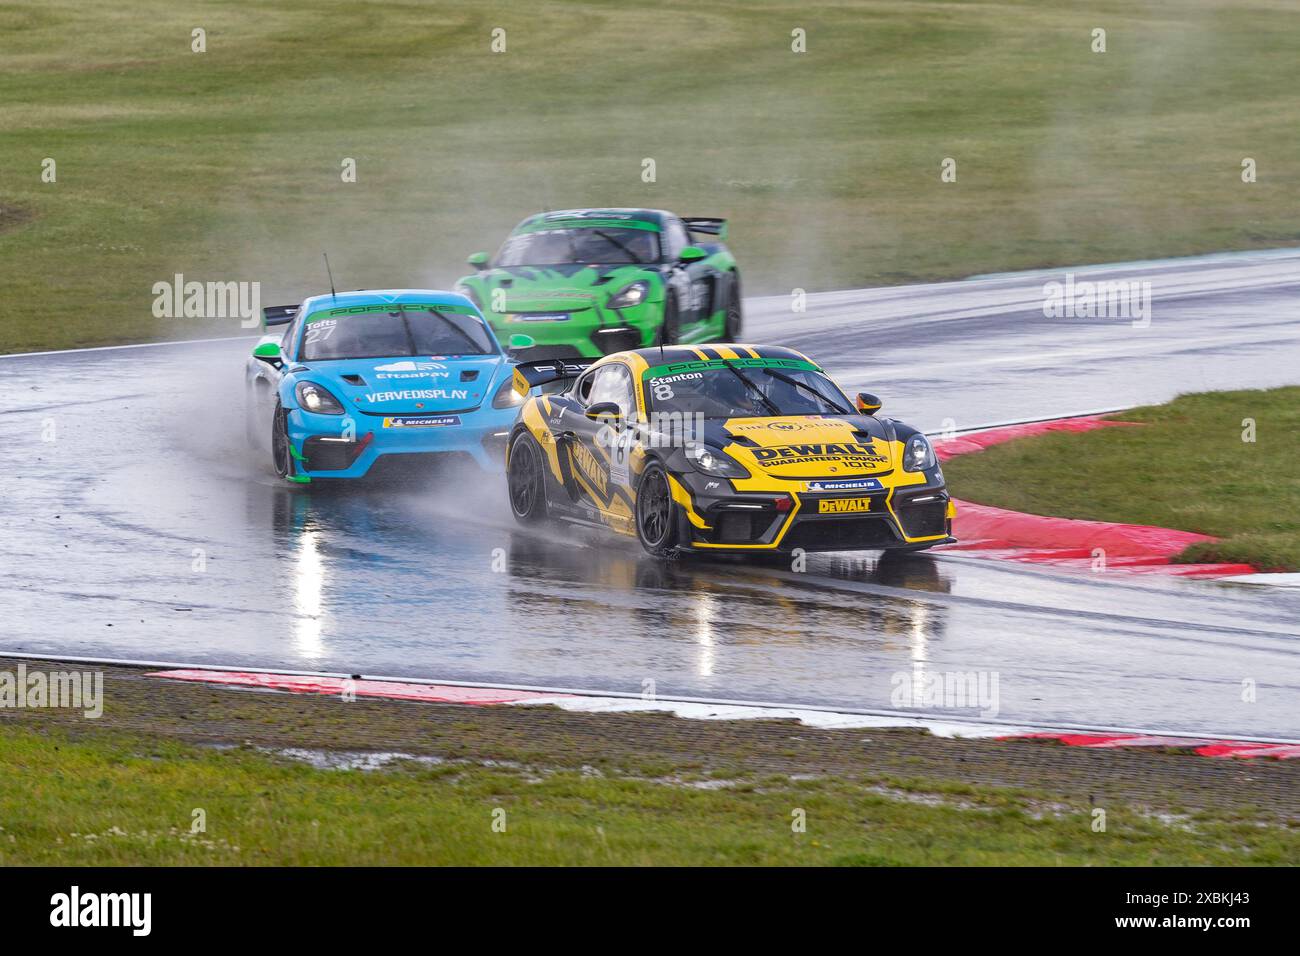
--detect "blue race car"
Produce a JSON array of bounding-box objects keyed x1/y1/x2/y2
[{"x1": 244, "y1": 290, "x2": 523, "y2": 481}]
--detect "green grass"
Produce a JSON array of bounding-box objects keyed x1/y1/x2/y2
[
  {"x1": 3, "y1": 0, "x2": 1300, "y2": 352},
  {"x1": 1, "y1": 723, "x2": 1293, "y2": 865},
  {"x1": 943, "y1": 387, "x2": 1300, "y2": 571}
]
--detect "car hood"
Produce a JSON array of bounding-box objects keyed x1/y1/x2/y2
[
  {"x1": 712, "y1": 415, "x2": 896, "y2": 479},
  {"x1": 475, "y1": 263, "x2": 658, "y2": 312},
  {"x1": 301, "y1": 355, "x2": 504, "y2": 414}
]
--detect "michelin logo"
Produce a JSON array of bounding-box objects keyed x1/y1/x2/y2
[{"x1": 805, "y1": 478, "x2": 883, "y2": 492}]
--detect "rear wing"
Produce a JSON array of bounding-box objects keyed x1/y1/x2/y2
[
  {"x1": 683, "y1": 217, "x2": 728, "y2": 242},
  {"x1": 511, "y1": 358, "x2": 598, "y2": 397},
  {"x1": 262, "y1": 304, "x2": 299, "y2": 327}
]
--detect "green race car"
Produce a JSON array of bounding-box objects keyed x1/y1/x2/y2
[{"x1": 456, "y1": 208, "x2": 742, "y2": 361}]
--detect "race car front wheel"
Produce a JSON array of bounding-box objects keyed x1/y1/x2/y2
[
  {"x1": 635, "y1": 463, "x2": 682, "y2": 557},
  {"x1": 271, "y1": 400, "x2": 294, "y2": 479},
  {"x1": 507, "y1": 431, "x2": 548, "y2": 523}
]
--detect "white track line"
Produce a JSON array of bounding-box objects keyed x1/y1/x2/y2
[
  {"x1": 0, "y1": 334, "x2": 259, "y2": 359},
  {"x1": 927, "y1": 407, "x2": 1128, "y2": 438},
  {"x1": 1218, "y1": 573, "x2": 1300, "y2": 587},
  {"x1": 3, "y1": 650, "x2": 1295, "y2": 745}
]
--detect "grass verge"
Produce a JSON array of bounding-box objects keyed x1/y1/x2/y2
[
  {"x1": 942, "y1": 388, "x2": 1300, "y2": 571},
  {"x1": 3, "y1": 1, "x2": 1300, "y2": 352},
  {"x1": 1, "y1": 660, "x2": 1295, "y2": 864}
]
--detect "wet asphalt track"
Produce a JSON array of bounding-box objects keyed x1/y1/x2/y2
[{"x1": 2, "y1": 249, "x2": 1299, "y2": 739}]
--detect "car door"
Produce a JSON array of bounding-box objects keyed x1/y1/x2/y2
[
  {"x1": 566, "y1": 362, "x2": 636, "y2": 523},
  {"x1": 661, "y1": 217, "x2": 711, "y2": 334}
]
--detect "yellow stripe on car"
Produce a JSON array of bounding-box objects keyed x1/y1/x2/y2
[{"x1": 666, "y1": 474, "x2": 711, "y2": 529}]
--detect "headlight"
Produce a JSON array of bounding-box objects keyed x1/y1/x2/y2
[
  {"x1": 685, "y1": 442, "x2": 749, "y2": 478},
  {"x1": 607, "y1": 280, "x2": 650, "y2": 310},
  {"x1": 903, "y1": 433, "x2": 936, "y2": 472},
  {"x1": 295, "y1": 381, "x2": 344, "y2": 415},
  {"x1": 492, "y1": 377, "x2": 525, "y2": 408}
]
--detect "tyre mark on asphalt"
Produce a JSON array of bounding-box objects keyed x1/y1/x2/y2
[{"x1": 0, "y1": 392, "x2": 154, "y2": 415}]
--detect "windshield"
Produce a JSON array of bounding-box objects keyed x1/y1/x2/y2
[
  {"x1": 642, "y1": 358, "x2": 852, "y2": 418},
  {"x1": 496, "y1": 227, "x2": 659, "y2": 266},
  {"x1": 301, "y1": 306, "x2": 495, "y2": 361}
]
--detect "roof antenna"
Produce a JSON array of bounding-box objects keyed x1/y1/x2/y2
[{"x1": 322, "y1": 252, "x2": 337, "y2": 301}]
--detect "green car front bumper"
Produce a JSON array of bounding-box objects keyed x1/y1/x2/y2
[{"x1": 487, "y1": 300, "x2": 663, "y2": 358}]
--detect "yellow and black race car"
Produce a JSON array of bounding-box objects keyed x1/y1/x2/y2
[{"x1": 505, "y1": 345, "x2": 956, "y2": 556}]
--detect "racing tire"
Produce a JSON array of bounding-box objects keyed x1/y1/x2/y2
[
  {"x1": 271, "y1": 400, "x2": 295, "y2": 480},
  {"x1": 660, "y1": 295, "x2": 681, "y2": 347},
  {"x1": 635, "y1": 462, "x2": 682, "y2": 557},
  {"x1": 507, "y1": 431, "x2": 549, "y2": 523},
  {"x1": 724, "y1": 275, "x2": 743, "y2": 340}
]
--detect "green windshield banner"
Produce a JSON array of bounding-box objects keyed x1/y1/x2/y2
[
  {"x1": 304, "y1": 302, "x2": 480, "y2": 323},
  {"x1": 517, "y1": 218, "x2": 660, "y2": 234},
  {"x1": 642, "y1": 356, "x2": 821, "y2": 381}
]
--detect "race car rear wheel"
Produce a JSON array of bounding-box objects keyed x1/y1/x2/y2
[
  {"x1": 724, "y1": 275, "x2": 743, "y2": 340},
  {"x1": 507, "y1": 431, "x2": 548, "y2": 523},
  {"x1": 660, "y1": 295, "x2": 680, "y2": 346},
  {"x1": 635, "y1": 463, "x2": 681, "y2": 557},
  {"x1": 271, "y1": 400, "x2": 293, "y2": 479}
]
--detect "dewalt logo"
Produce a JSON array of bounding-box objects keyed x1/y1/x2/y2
[
  {"x1": 753, "y1": 443, "x2": 888, "y2": 468},
  {"x1": 569, "y1": 442, "x2": 608, "y2": 497},
  {"x1": 818, "y1": 497, "x2": 872, "y2": 514}
]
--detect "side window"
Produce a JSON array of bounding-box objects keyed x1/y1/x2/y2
[
  {"x1": 283, "y1": 314, "x2": 303, "y2": 357},
  {"x1": 585, "y1": 364, "x2": 635, "y2": 417},
  {"x1": 575, "y1": 370, "x2": 597, "y2": 404},
  {"x1": 662, "y1": 219, "x2": 689, "y2": 261}
]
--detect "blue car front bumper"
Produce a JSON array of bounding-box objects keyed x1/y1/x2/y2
[{"x1": 286, "y1": 404, "x2": 518, "y2": 478}]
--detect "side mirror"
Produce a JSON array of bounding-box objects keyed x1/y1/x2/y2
[
  {"x1": 467, "y1": 251, "x2": 490, "y2": 271},
  {"x1": 855, "y1": 392, "x2": 882, "y2": 415},
  {"x1": 678, "y1": 246, "x2": 707, "y2": 263},
  {"x1": 585, "y1": 401, "x2": 622, "y2": 423},
  {"x1": 253, "y1": 341, "x2": 283, "y2": 368}
]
